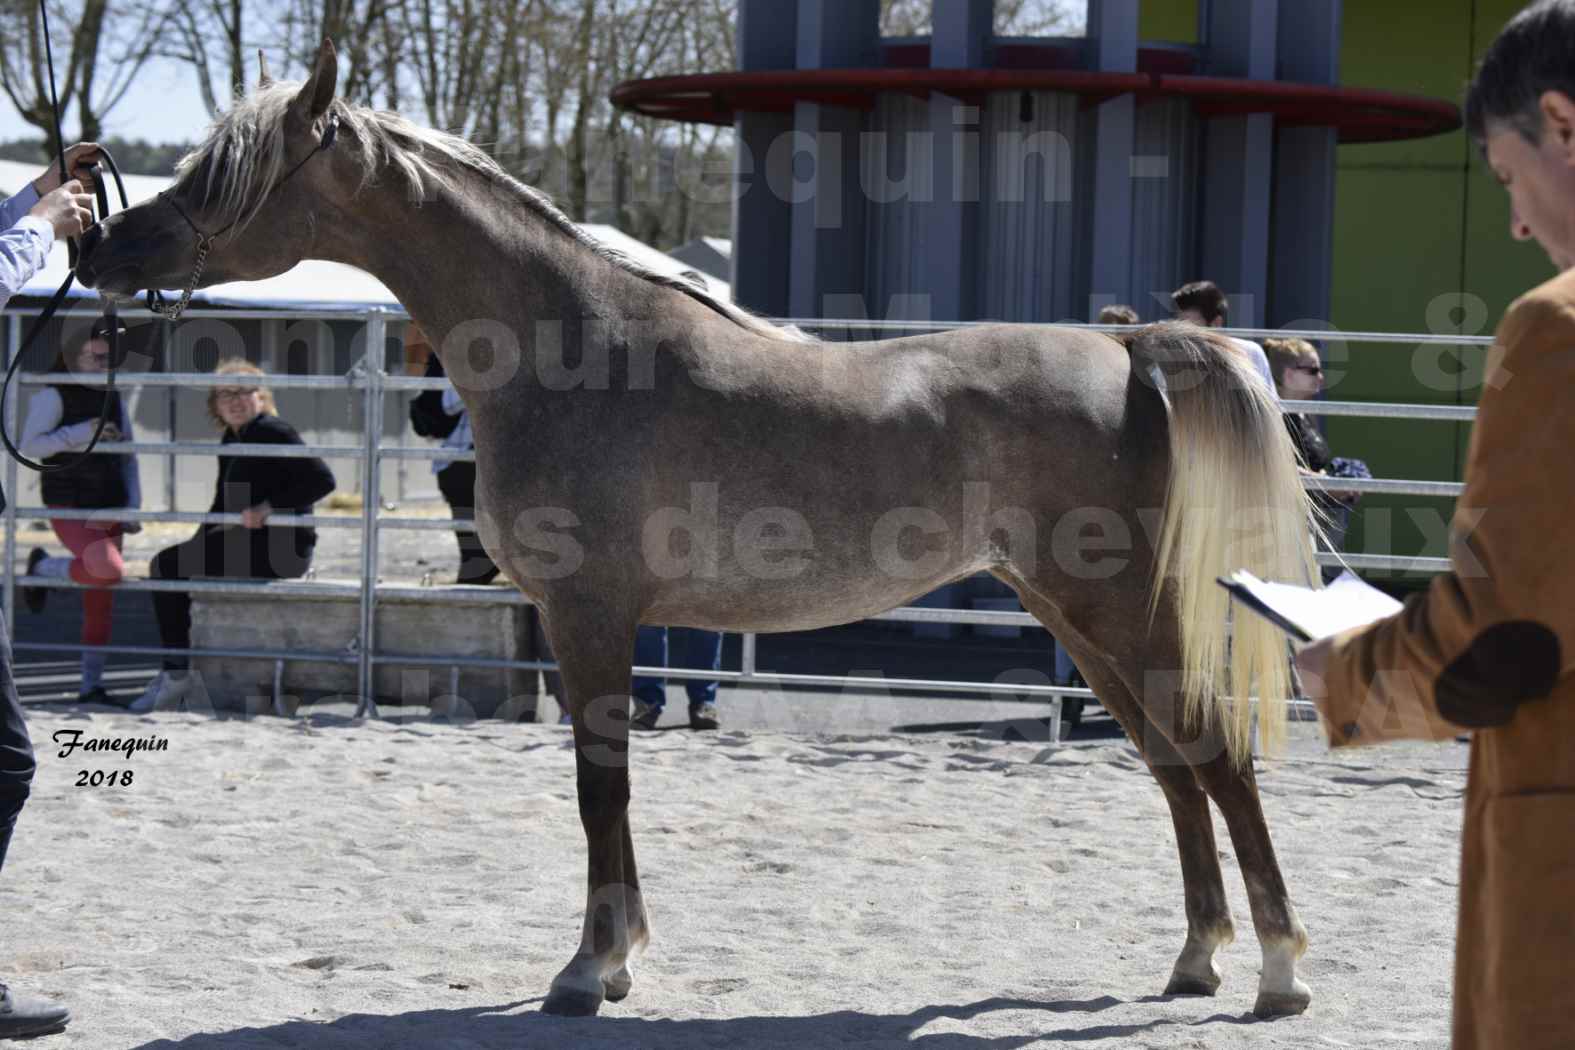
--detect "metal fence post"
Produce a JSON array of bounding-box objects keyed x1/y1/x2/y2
[
  {"x1": 162, "y1": 321, "x2": 177, "y2": 512},
  {"x1": 741, "y1": 632, "x2": 757, "y2": 680},
  {"x1": 355, "y1": 310, "x2": 386, "y2": 716}
]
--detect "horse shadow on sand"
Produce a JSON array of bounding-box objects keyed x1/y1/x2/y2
[{"x1": 128, "y1": 993, "x2": 1275, "y2": 1049}]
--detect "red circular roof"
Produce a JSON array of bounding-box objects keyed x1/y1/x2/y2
[{"x1": 611, "y1": 69, "x2": 1461, "y2": 145}]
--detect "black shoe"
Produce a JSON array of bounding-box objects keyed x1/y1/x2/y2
[
  {"x1": 688, "y1": 701, "x2": 720, "y2": 731},
  {"x1": 457, "y1": 561, "x2": 500, "y2": 585},
  {"x1": 77, "y1": 686, "x2": 116, "y2": 706},
  {"x1": 630, "y1": 699, "x2": 662, "y2": 731},
  {"x1": 23, "y1": 548, "x2": 48, "y2": 614},
  {"x1": 0, "y1": 981, "x2": 70, "y2": 1038}
]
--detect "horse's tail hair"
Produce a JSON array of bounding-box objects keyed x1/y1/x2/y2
[{"x1": 1130, "y1": 322, "x2": 1323, "y2": 766}]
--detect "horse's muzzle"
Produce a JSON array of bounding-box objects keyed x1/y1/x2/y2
[
  {"x1": 72, "y1": 222, "x2": 152, "y2": 297},
  {"x1": 72, "y1": 223, "x2": 105, "y2": 286}
]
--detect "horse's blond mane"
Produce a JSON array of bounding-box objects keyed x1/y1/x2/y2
[{"x1": 177, "y1": 83, "x2": 816, "y2": 345}]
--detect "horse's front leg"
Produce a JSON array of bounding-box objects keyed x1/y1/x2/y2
[{"x1": 538, "y1": 605, "x2": 650, "y2": 1016}]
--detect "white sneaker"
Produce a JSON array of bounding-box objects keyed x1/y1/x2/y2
[{"x1": 128, "y1": 671, "x2": 192, "y2": 714}]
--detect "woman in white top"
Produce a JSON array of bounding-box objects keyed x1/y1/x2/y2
[{"x1": 19, "y1": 318, "x2": 141, "y2": 704}]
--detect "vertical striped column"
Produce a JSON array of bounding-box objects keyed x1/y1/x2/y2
[
  {"x1": 1198, "y1": 0, "x2": 1278, "y2": 327},
  {"x1": 788, "y1": 0, "x2": 881, "y2": 322},
  {"x1": 731, "y1": 0, "x2": 797, "y2": 317},
  {"x1": 924, "y1": 0, "x2": 993, "y2": 323},
  {"x1": 1271, "y1": 0, "x2": 1342, "y2": 328},
  {"x1": 1086, "y1": 0, "x2": 1138, "y2": 317}
]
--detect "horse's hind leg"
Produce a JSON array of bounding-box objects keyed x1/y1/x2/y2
[
  {"x1": 1089, "y1": 612, "x2": 1311, "y2": 1018},
  {"x1": 1184, "y1": 753, "x2": 1311, "y2": 1018},
  {"x1": 1092, "y1": 637, "x2": 1311, "y2": 1018},
  {"x1": 536, "y1": 599, "x2": 651, "y2": 1016},
  {"x1": 1015, "y1": 583, "x2": 1307, "y2": 1015},
  {"x1": 1038, "y1": 625, "x2": 1237, "y2": 998}
]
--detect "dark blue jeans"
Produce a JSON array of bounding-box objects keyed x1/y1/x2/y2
[
  {"x1": 632, "y1": 627, "x2": 722, "y2": 711},
  {"x1": 0, "y1": 607, "x2": 37, "y2": 875}
]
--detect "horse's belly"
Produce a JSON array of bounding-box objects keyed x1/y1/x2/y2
[{"x1": 640, "y1": 558, "x2": 989, "y2": 634}]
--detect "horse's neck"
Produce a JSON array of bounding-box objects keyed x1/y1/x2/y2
[{"x1": 327, "y1": 169, "x2": 645, "y2": 381}]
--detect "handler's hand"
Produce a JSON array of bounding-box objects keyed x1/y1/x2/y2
[
  {"x1": 32, "y1": 143, "x2": 102, "y2": 196},
  {"x1": 30, "y1": 183, "x2": 94, "y2": 240},
  {"x1": 240, "y1": 501, "x2": 272, "y2": 529}
]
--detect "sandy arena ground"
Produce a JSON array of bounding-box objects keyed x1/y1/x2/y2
[{"x1": 3, "y1": 693, "x2": 1467, "y2": 1049}]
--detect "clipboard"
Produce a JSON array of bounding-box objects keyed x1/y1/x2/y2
[
  {"x1": 1216, "y1": 568, "x2": 1404, "y2": 644},
  {"x1": 1217, "y1": 576, "x2": 1315, "y2": 643}
]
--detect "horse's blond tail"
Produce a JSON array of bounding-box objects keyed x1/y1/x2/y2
[{"x1": 1134, "y1": 324, "x2": 1322, "y2": 766}]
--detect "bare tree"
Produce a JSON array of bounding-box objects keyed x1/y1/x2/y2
[
  {"x1": 562, "y1": 0, "x2": 597, "y2": 219},
  {"x1": 153, "y1": 0, "x2": 253, "y2": 118},
  {"x1": 996, "y1": 0, "x2": 1085, "y2": 35},
  {"x1": 0, "y1": 0, "x2": 172, "y2": 147},
  {"x1": 881, "y1": 0, "x2": 930, "y2": 36},
  {"x1": 882, "y1": 0, "x2": 1085, "y2": 39}
]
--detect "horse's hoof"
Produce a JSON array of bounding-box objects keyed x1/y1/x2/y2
[
  {"x1": 603, "y1": 969, "x2": 633, "y2": 1003},
  {"x1": 1163, "y1": 973, "x2": 1220, "y2": 997},
  {"x1": 542, "y1": 987, "x2": 604, "y2": 1017},
  {"x1": 1252, "y1": 985, "x2": 1312, "y2": 1019}
]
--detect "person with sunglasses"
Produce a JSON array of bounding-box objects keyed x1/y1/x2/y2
[
  {"x1": 0, "y1": 141, "x2": 101, "y2": 1040},
  {"x1": 130, "y1": 359, "x2": 336, "y2": 713},
  {"x1": 1264, "y1": 337, "x2": 1365, "y2": 570}
]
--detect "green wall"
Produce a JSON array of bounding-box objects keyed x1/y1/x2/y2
[
  {"x1": 1140, "y1": 1, "x2": 1197, "y2": 43},
  {"x1": 1331, "y1": 0, "x2": 1549, "y2": 573},
  {"x1": 1132, "y1": 1, "x2": 1539, "y2": 571}
]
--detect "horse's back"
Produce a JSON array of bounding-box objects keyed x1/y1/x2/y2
[{"x1": 614, "y1": 322, "x2": 1166, "y2": 631}]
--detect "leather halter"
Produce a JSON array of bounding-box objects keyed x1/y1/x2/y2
[{"x1": 148, "y1": 113, "x2": 341, "y2": 321}]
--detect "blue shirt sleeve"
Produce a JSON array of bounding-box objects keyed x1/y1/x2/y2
[
  {"x1": 0, "y1": 182, "x2": 41, "y2": 229},
  {"x1": 1, "y1": 184, "x2": 55, "y2": 311}
]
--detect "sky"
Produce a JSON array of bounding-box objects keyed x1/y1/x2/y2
[{"x1": 1, "y1": 55, "x2": 218, "y2": 150}]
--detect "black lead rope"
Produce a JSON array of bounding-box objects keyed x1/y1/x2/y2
[{"x1": 0, "y1": 0, "x2": 132, "y2": 474}]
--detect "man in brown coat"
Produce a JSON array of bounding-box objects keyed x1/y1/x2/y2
[{"x1": 1296, "y1": 3, "x2": 1575, "y2": 1048}]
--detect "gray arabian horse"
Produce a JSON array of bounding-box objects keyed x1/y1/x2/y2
[{"x1": 77, "y1": 42, "x2": 1321, "y2": 1021}]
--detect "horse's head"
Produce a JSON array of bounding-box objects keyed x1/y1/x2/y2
[{"x1": 76, "y1": 40, "x2": 345, "y2": 302}]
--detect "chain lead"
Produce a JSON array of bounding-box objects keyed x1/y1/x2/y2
[{"x1": 149, "y1": 236, "x2": 212, "y2": 322}]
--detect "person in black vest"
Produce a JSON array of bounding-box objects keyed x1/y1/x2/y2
[
  {"x1": 18, "y1": 317, "x2": 142, "y2": 704},
  {"x1": 130, "y1": 359, "x2": 336, "y2": 713},
  {"x1": 406, "y1": 324, "x2": 498, "y2": 584}
]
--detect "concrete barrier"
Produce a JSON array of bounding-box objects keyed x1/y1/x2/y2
[{"x1": 190, "y1": 582, "x2": 553, "y2": 719}]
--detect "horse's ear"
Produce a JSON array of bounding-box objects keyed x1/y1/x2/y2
[
  {"x1": 292, "y1": 38, "x2": 338, "y2": 121},
  {"x1": 257, "y1": 49, "x2": 273, "y2": 89}
]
